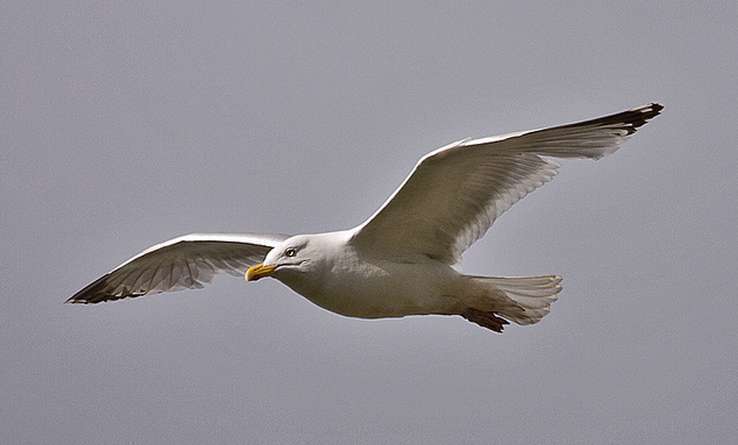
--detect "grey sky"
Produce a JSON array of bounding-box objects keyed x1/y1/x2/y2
[{"x1": 2, "y1": 1, "x2": 737, "y2": 444}]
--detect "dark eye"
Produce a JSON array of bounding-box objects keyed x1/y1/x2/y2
[{"x1": 285, "y1": 248, "x2": 297, "y2": 257}]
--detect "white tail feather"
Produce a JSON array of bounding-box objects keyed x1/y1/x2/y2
[{"x1": 464, "y1": 275, "x2": 562, "y2": 326}]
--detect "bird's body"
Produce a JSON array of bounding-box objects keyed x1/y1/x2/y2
[
  {"x1": 67, "y1": 103, "x2": 663, "y2": 333},
  {"x1": 276, "y1": 231, "x2": 462, "y2": 318}
]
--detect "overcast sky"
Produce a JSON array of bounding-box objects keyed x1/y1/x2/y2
[{"x1": 2, "y1": 1, "x2": 737, "y2": 444}]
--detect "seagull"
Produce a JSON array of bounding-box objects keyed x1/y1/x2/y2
[{"x1": 66, "y1": 103, "x2": 663, "y2": 332}]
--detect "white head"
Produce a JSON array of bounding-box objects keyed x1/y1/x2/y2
[{"x1": 245, "y1": 233, "x2": 334, "y2": 284}]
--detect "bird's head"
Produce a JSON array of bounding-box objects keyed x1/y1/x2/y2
[{"x1": 245, "y1": 234, "x2": 319, "y2": 282}]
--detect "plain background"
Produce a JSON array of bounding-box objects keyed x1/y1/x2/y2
[{"x1": 2, "y1": 1, "x2": 737, "y2": 444}]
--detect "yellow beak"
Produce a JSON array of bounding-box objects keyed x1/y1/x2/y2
[{"x1": 245, "y1": 263, "x2": 277, "y2": 281}]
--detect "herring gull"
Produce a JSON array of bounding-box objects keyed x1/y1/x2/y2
[{"x1": 67, "y1": 103, "x2": 663, "y2": 333}]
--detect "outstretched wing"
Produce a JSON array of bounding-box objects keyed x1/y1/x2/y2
[
  {"x1": 66, "y1": 233, "x2": 288, "y2": 304},
  {"x1": 350, "y1": 103, "x2": 663, "y2": 264}
]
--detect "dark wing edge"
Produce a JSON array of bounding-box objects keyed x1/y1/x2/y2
[
  {"x1": 556, "y1": 102, "x2": 663, "y2": 136},
  {"x1": 515, "y1": 102, "x2": 664, "y2": 159}
]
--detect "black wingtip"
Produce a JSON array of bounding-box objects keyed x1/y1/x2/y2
[
  {"x1": 65, "y1": 292, "x2": 90, "y2": 304},
  {"x1": 640, "y1": 102, "x2": 664, "y2": 119},
  {"x1": 626, "y1": 102, "x2": 664, "y2": 134},
  {"x1": 64, "y1": 273, "x2": 116, "y2": 305},
  {"x1": 556, "y1": 102, "x2": 664, "y2": 136},
  {"x1": 64, "y1": 295, "x2": 91, "y2": 304},
  {"x1": 625, "y1": 102, "x2": 663, "y2": 122},
  {"x1": 65, "y1": 290, "x2": 84, "y2": 304}
]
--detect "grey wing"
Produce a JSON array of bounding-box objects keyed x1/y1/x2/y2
[
  {"x1": 350, "y1": 103, "x2": 663, "y2": 264},
  {"x1": 66, "y1": 233, "x2": 288, "y2": 304}
]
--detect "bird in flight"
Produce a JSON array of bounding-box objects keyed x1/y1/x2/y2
[{"x1": 67, "y1": 103, "x2": 663, "y2": 333}]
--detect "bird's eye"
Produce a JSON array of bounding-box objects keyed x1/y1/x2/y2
[{"x1": 285, "y1": 248, "x2": 297, "y2": 257}]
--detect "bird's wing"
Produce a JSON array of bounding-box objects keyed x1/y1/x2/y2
[
  {"x1": 350, "y1": 103, "x2": 663, "y2": 264},
  {"x1": 66, "y1": 233, "x2": 288, "y2": 304}
]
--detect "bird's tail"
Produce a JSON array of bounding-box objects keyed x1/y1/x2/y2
[{"x1": 460, "y1": 275, "x2": 562, "y2": 332}]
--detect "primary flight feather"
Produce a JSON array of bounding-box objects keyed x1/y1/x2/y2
[{"x1": 67, "y1": 103, "x2": 663, "y2": 333}]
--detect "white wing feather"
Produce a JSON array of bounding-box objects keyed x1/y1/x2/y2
[
  {"x1": 66, "y1": 233, "x2": 288, "y2": 304},
  {"x1": 350, "y1": 103, "x2": 663, "y2": 264}
]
